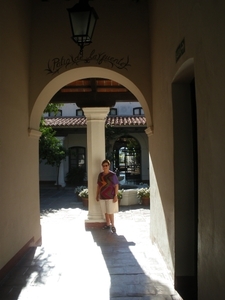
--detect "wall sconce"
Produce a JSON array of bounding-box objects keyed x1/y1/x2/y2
[{"x1": 67, "y1": 0, "x2": 99, "y2": 56}]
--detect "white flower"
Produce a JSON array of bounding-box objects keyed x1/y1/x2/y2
[
  {"x1": 74, "y1": 186, "x2": 87, "y2": 194},
  {"x1": 137, "y1": 187, "x2": 150, "y2": 199},
  {"x1": 117, "y1": 189, "x2": 124, "y2": 200},
  {"x1": 79, "y1": 188, "x2": 89, "y2": 198}
]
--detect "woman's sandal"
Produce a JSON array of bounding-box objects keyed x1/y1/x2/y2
[
  {"x1": 102, "y1": 225, "x2": 110, "y2": 230},
  {"x1": 111, "y1": 226, "x2": 116, "y2": 233}
]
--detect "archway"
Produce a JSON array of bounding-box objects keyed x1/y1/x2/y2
[
  {"x1": 113, "y1": 135, "x2": 142, "y2": 185},
  {"x1": 29, "y1": 67, "x2": 152, "y2": 132},
  {"x1": 172, "y1": 58, "x2": 198, "y2": 299},
  {"x1": 30, "y1": 66, "x2": 152, "y2": 225}
]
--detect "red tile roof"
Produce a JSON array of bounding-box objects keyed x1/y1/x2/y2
[{"x1": 44, "y1": 116, "x2": 146, "y2": 127}]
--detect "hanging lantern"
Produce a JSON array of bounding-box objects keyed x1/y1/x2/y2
[{"x1": 67, "y1": 0, "x2": 99, "y2": 56}]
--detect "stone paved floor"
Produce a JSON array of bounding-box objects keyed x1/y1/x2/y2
[{"x1": 0, "y1": 187, "x2": 183, "y2": 300}]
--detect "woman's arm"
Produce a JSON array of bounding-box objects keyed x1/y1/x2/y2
[{"x1": 113, "y1": 183, "x2": 119, "y2": 202}]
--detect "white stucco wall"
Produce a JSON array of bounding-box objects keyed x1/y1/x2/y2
[
  {"x1": 52, "y1": 102, "x2": 143, "y2": 117},
  {"x1": 149, "y1": 0, "x2": 225, "y2": 298},
  {"x1": 40, "y1": 102, "x2": 148, "y2": 183},
  {"x1": 39, "y1": 132, "x2": 149, "y2": 183},
  {"x1": 0, "y1": 1, "x2": 41, "y2": 271}
]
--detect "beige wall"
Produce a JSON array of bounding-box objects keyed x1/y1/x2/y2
[
  {"x1": 0, "y1": 0, "x2": 152, "y2": 273},
  {"x1": 0, "y1": 1, "x2": 41, "y2": 270},
  {"x1": 149, "y1": 0, "x2": 225, "y2": 297},
  {"x1": 29, "y1": 0, "x2": 152, "y2": 130}
]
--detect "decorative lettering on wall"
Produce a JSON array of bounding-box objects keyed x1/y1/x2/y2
[{"x1": 45, "y1": 50, "x2": 131, "y2": 75}]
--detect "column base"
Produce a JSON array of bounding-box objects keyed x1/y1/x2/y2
[{"x1": 85, "y1": 219, "x2": 106, "y2": 230}]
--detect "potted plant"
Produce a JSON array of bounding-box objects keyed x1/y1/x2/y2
[
  {"x1": 79, "y1": 188, "x2": 89, "y2": 207},
  {"x1": 137, "y1": 187, "x2": 150, "y2": 206},
  {"x1": 117, "y1": 189, "x2": 124, "y2": 205},
  {"x1": 74, "y1": 185, "x2": 87, "y2": 201}
]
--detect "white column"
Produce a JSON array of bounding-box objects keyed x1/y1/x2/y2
[
  {"x1": 56, "y1": 137, "x2": 66, "y2": 187},
  {"x1": 83, "y1": 107, "x2": 109, "y2": 226},
  {"x1": 58, "y1": 159, "x2": 66, "y2": 187}
]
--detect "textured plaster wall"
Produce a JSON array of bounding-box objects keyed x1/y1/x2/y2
[
  {"x1": 29, "y1": 0, "x2": 152, "y2": 130},
  {"x1": 0, "y1": 1, "x2": 41, "y2": 270},
  {"x1": 149, "y1": 0, "x2": 225, "y2": 297}
]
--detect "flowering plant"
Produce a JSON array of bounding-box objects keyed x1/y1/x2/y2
[
  {"x1": 74, "y1": 186, "x2": 87, "y2": 195},
  {"x1": 136, "y1": 187, "x2": 150, "y2": 199},
  {"x1": 79, "y1": 188, "x2": 89, "y2": 198},
  {"x1": 117, "y1": 189, "x2": 124, "y2": 200}
]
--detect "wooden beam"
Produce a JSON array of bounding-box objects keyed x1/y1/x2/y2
[{"x1": 50, "y1": 91, "x2": 137, "y2": 104}]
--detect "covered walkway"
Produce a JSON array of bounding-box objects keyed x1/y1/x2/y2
[{"x1": 0, "y1": 187, "x2": 182, "y2": 300}]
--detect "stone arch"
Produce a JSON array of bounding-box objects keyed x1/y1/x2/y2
[{"x1": 29, "y1": 66, "x2": 152, "y2": 131}]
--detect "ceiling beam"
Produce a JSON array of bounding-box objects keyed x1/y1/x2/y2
[{"x1": 50, "y1": 91, "x2": 137, "y2": 104}]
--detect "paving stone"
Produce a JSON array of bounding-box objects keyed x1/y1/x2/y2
[{"x1": 0, "y1": 187, "x2": 183, "y2": 300}]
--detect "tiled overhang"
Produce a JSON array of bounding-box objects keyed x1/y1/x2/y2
[{"x1": 44, "y1": 116, "x2": 146, "y2": 128}]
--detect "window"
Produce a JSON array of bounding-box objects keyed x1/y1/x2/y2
[
  {"x1": 48, "y1": 110, "x2": 62, "y2": 117},
  {"x1": 76, "y1": 109, "x2": 84, "y2": 116},
  {"x1": 69, "y1": 147, "x2": 86, "y2": 170},
  {"x1": 109, "y1": 108, "x2": 117, "y2": 115},
  {"x1": 133, "y1": 107, "x2": 144, "y2": 115},
  {"x1": 67, "y1": 147, "x2": 86, "y2": 185}
]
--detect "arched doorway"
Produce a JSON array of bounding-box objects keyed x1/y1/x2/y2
[
  {"x1": 30, "y1": 66, "x2": 152, "y2": 224},
  {"x1": 113, "y1": 136, "x2": 142, "y2": 184},
  {"x1": 29, "y1": 67, "x2": 152, "y2": 131}
]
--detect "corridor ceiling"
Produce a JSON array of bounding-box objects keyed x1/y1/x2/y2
[{"x1": 50, "y1": 78, "x2": 137, "y2": 107}]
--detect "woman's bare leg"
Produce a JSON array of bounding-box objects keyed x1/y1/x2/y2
[
  {"x1": 105, "y1": 213, "x2": 111, "y2": 225},
  {"x1": 108, "y1": 213, "x2": 114, "y2": 227}
]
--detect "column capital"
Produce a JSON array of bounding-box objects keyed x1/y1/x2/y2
[
  {"x1": 28, "y1": 128, "x2": 42, "y2": 139},
  {"x1": 83, "y1": 107, "x2": 109, "y2": 120},
  {"x1": 145, "y1": 126, "x2": 154, "y2": 137}
]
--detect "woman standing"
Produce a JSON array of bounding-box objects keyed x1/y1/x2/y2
[{"x1": 96, "y1": 159, "x2": 119, "y2": 233}]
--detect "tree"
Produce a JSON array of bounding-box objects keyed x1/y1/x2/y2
[{"x1": 39, "y1": 104, "x2": 67, "y2": 186}]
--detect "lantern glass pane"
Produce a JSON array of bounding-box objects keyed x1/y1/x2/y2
[
  {"x1": 70, "y1": 11, "x2": 90, "y2": 36},
  {"x1": 87, "y1": 10, "x2": 97, "y2": 38}
]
